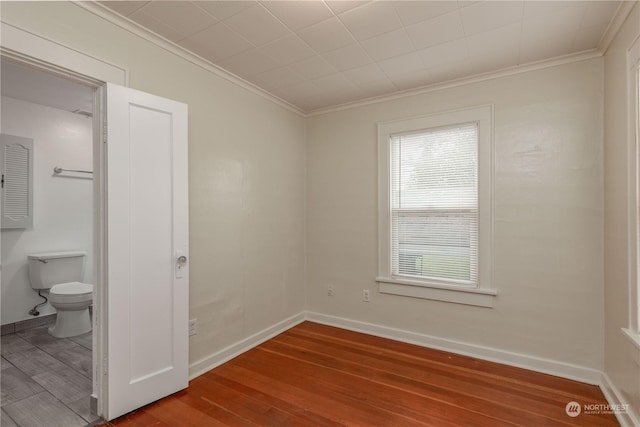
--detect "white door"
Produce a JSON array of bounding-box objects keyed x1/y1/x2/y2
[{"x1": 105, "y1": 83, "x2": 189, "y2": 420}]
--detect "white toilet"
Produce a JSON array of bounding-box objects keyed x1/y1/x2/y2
[{"x1": 27, "y1": 251, "x2": 93, "y2": 338}]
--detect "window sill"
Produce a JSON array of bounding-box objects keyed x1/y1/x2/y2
[
  {"x1": 622, "y1": 328, "x2": 640, "y2": 366},
  {"x1": 376, "y1": 277, "x2": 497, "y2": 308}
]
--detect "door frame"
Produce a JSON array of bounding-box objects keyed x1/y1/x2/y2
[{"x1": 1, "y1": 22, "x2": 129, "y2": 419}]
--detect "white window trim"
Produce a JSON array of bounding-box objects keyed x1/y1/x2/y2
[{"x1": 377, "y1": 105, "x2": 495, "y2": 308}]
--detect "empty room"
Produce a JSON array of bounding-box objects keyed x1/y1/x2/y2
[{"x1": 0, "y1": 1, "x2": 638, "y2": 426}]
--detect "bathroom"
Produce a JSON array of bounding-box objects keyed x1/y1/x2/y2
[{"x1": 0, "y1": 59, "x2": 98, "y2": 426}]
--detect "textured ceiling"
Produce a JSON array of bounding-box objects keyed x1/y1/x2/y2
[{"x1": 100, "y1": 1, "x2": 623, "y2": 112}]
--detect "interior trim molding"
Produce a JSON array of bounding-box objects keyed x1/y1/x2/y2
[
  {"x1": 0, "y1": 21, "x2": 127, "y2": 86},
  {"x1": 69, "y1": 2, "x2": 607, "y2": 119},
  {"x1": 600, "y1": 372, "x2": 639, "y2": 427},
  {"x1": 304, "y1": 311, "x2": 602, "y2": 385},
  {"x1": 598, "y1": 0, "x2": 637, "y2": 54},
  {"x1": 188, "y1": 311, "x2": 306, "y2": 380},
  {"x1": 73, "y1": 1, "x2": 305, "y2": 117},
  {"x1": 307, "y1": 50, "x2": 602, "y2": 116}
]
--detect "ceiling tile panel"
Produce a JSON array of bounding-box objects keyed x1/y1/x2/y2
[
  {"x1": 354, "y1": 78, "x2": 398, "y2": 97},
  {"x1": 520, "y1": 34, "x2": 575, "y2": 64},
  {"x1": 217, "y1": 49, "x2": 279, "y2": 78},
  {"x1": 325, "y1": 1, "x2": 370, "y2": 15},
  {"x1": 522, "y1": 3, "x2": 586, "y2": 42},
  {"x1": 406, "y1": 10, "x2": 465, "y2": 50},
  {"x1": 321, "y1": 43, "x2": 373, "y2": 71},
  {"x1": 457, "y1": 1, "x2": 481, "y2": 9},
  {"x1": 387, "y1": 67, "x2": 435, "y2": 91},
  {"x1": 312, "y1": 72, "x2": 357, "y2": 94},
  {"x1": 252, "y1": 66, "x2": 305, "y2": 91},
  {"x1": 522, "y1": 0, "x2": 578, "y2": 21},
  {"x1": 129, "y1": 9, "x2": 186, "y2": 43},
  {"x1": 423, "y1": 61, "x2": 474, "y2": 84},
  {"x1": 343, "y1": 63, "x2": 388, "y2": 85},
  {"x1": 288, "y1": 56, "x2": 337, "y2": 80},
  {"x1": 181, "y1": 22, "x2": 253, "y2": 62},
  {"x1": 99, "y1": 1, "x2": 148, "y2": 17},
  {"x1": 392, "y1": 1, "x2": 459, "y2": 26},
  {"x1": 581, "y1": 1, "x2": 621, "y2": 29},
  {"x1": 261, "y1": 1, "x2": 334, "y2": 31},
  {"x1": 420, "y1": 38, "x2": 469, "y2": 70},
  {"x1": 194, "y1": 1, "x2": 255, "y2": 20},
  {"x1": 138, "y1": 1, "x2": 217, "y2": 38},
  {"x1": 466, "y1": 23, "x2": 521, "y2": 73},
  {"x1": 360, "y1": 29, "x2": 415, "y2": 61},
  {"x1": 259, "y1": 34, "x2": 316, "y2": 66},
  {"x1": 297, "y1": 17, "x2": 355, "y2": 53},
  {"x1": 338, "y1": 1, "x2": 404, "y2": 41},
  {"x1": 222, "y1": 3, "x2": 289, "y2": 46},
  {"x1": 572, "y1": 24, "x2": 608, "y2": 51},
  {"x1": 378, "y1": 51, "x2": 426, "y2": 77},
  {"x1": 460, "y1": 1, "x2": 524, "y2": 36}
]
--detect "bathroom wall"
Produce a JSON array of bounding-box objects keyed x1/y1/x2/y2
[
  {"x1": 1, "y1": 96, "x2": 93, "y2": 325},
  {"x1": 306, "y1": 57, "x2": 604, "y2": 374}
]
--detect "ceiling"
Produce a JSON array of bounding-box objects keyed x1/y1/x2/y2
[{"x1": 101, "y1": 0, "x2": 624, "y2": 112}]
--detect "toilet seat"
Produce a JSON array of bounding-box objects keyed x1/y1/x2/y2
[
  {"x1": 50, "y1": 281, "x2": 92, "y2": 295},
  {"x1": 49, "y1": 282, "x2": 93, "y2": 304}
]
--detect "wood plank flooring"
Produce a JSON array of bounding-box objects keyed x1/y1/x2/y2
[{"x1": 101, "y1": 322, "x2": 619, "y2": 426}]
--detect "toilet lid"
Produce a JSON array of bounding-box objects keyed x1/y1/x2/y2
[{"x1": 50, "y1": 282, "x2": 93, "y2": 295}]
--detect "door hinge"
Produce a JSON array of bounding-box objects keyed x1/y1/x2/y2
[
  {"x1": 103, "y1": 355, "x2": 108, "y2": 375},
  {"x1": 1, "y1": 174, "x2": 4, "y2": 189},
  {"x1": 102, "y1": 127, "x2": 108, "y2": 144}
]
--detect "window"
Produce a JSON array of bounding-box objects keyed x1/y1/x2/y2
[{"x1": 377, "y1": 106, "x2": 495, "y2": 307}]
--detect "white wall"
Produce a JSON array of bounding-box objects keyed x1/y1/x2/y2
[
  {"x1": 604, "y1": 2, "x2": 640, "y2": 421},
  {"x1": 0, "y1": 1, "x2": 306, "y2": 365},
  {"x1": 1, "y1": 96, "x2": 93, "y2": 324},
  {"x1": 306, "y1": 58, "x2": 604, "y2": 373}
]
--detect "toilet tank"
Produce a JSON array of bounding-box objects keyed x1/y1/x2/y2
[{"x1": 27, "y1": 251, "x2": 86, "y2": 290}]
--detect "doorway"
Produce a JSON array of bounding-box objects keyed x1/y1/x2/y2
[
  {"x1": 0, "y1": 58, "x2": 99, "y2": 426},
  {"x1": 0, "y1": 29, "x2": 190, "y2": 421}
]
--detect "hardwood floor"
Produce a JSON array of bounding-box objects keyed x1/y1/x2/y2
[{"x1": 101, "y1": 322, "x2": 619, "y2": 426}]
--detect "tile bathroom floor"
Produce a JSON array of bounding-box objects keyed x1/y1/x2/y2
[{"x1": 1, "y1": 323, "x2": 97, "y2": 427}]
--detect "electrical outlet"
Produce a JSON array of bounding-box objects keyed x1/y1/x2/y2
[
  {"x1": 328, "y1": 285, "x2": 334, "y2": 296},
  {"x1": 362, "y1": 289, "x2": 370, "y2": 302},
  {"x1": 189, "y1": 318, "x2": 198, "y2": 336}
]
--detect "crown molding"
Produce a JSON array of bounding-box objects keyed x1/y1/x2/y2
[
  {"x1": 73, "y1": 1, "x2": 305, "y2": 117},
  {"x1": 306, "y1": 50, "x2": 603, "y2": 117},
  {"x1": 598, "y1": 1, "x2": 637, "y2": 54},
  {"x1": 73, "y1": 1, "x2": 621, "y2": 119}
]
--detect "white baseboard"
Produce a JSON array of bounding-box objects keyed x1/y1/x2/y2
[
  {"x1": 305, "y1": 312, "x2": 602, "y2": 385},
  {"x1": 188, "y1": 311, "x2": 305, "y2": 380},
  {"x1": 600, "y1": 373, "x2": 640, "y2": 427}
]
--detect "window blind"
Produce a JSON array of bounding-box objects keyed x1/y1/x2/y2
[{"x1": 390, "y1": 122, "x2": 478, "y2": 285}]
